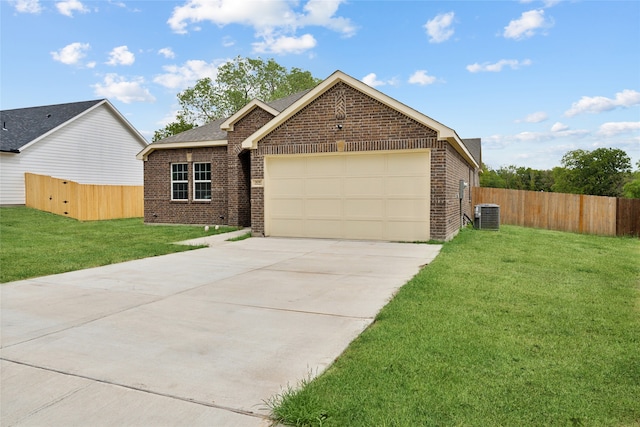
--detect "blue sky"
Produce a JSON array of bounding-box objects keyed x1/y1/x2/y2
[{"x1": 1, "y1": 0, "x2": 639, "y2": 170}]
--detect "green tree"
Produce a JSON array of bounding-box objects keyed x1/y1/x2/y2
[
  {"x1": 153, "y1": 57, "x2": 321, "y2": 141},
  {"x1": 622, "y1": 160, "x2": 640, "y2": 198},
  {"x1": 152, "y1": 115, "x2": 195, "y2": 142},
  {"x1": 481, "y1": 164, "x2": 554, "y2": 192},
  {"x1": 552, "y1": 148, "x2": 631, "y2": 197}
]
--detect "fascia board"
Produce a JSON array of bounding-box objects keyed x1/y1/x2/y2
[
  {"x1": 136, "y1": 140, "x2": 227, "y2": 161},
  {"x1": 220, "y1": 99, "x2": 279, "y2": 131}
]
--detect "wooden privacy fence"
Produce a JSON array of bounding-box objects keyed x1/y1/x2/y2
[
  {"x1": 25, "y1": 173, "x2": 143, "y2": 221},
  {"x1": 472, "y1": 187, "x2": 640, "y2": 237}
]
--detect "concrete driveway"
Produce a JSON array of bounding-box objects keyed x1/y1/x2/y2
[{"x1": 1, "y1": 232, "x2": 441, "y2": 426}]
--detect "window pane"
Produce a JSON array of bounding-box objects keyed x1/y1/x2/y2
[
  {"x1": 172, "y1": 182, "x2": 188, "y2": 200},
  {"x1": 194, "y1": 182, "x2": 211, "y2": 200}
]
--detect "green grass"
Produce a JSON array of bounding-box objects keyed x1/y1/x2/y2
[
  {"x1": 269, "y1": 226, "x2": 640, "y2": 427},
  {"x1": 226, "y1": 232, "x2": 252, "y2": 242},
  {"x1": 0, "y1": 207, "x2": 237, "y2": 283}
]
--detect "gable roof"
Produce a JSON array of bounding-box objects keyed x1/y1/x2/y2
[
  {"x1": 137, "y1": 89, "x2": 310, "y2": 160},
  {"x1": 0, "y1": 99, "x2": 147, "y2": 153},
  {"x1": 462, "y1": 138, "x2": 482, "y2": 167},
  {"x1": 241, "y1": 70, "x2": 479, "y2": 169}
]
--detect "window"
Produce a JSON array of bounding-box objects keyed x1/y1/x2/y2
[
  {"x1": 193, "y1": 162, "x2": 211, "y2": 200},
  {"x1": 171, "y1": 163, "x2": 188, "y2": 200}
]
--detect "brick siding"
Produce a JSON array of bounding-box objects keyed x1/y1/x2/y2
[{"x1": 143, "y1": 147, "x2": 228, "y2": 225}]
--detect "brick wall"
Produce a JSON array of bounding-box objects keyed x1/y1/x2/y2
[
  {"x1": 143, "y1": 147, "x2": 228, "y2": 225},
  {"x1": 227, "y1": 107, "x2": 274, "y2": 227},
  {"x1": 248, "y1": 82, "x2": 469, "y2": 240}
]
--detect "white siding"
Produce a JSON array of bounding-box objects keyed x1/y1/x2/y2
[{"x1": 0, "y1": 104, "x2": 146, "y2": 205}]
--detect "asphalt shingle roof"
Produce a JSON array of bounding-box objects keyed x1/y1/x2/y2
[
  {"x1": 152, "y1": 89, "x2": 312, "y2": 145},
  {"x1": 462, "y1": 138, "x2": 482, "y2": 167},
  {"x1": 0, "y1": 100, "x2": 104, "y2": 153}
]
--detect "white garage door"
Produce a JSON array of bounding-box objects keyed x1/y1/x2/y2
[{"x1": 265, "y1": 150, "x2": 431, "y2": 241}]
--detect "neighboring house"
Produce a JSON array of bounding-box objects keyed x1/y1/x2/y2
[
  {"x1": 0, "y1": 99, "x2": 147, "y2": 205},
  {"x1": 138, "y1": 70, "x2": 481, "y2": 241}
]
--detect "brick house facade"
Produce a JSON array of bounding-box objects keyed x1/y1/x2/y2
[{"x1": 138, "y1": 71, "x2": 481, "y2": 241}]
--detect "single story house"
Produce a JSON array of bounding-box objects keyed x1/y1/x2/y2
[
  {"x1": 0, "y1": 99, "x2": 148, "y2": 205},
  {"x1": 137, "y1": 70, "x2": 481, "y2": 241}
]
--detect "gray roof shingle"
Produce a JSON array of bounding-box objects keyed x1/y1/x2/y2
[
  {"x1": 152, "y1": 89, "x2": 312, "y2": 145},
  {"x1": 462, "y1": 138, "x2": 482, "y2": 167},
  {"x1": 0, "y1": 100, "x2": 104, "y2": 152}
]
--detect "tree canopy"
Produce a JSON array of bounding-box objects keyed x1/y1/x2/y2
[
  {"x1": 552, "y1": 148, "x2": 631, "y2": 197},
  {"x1": 153, "y1": 56, "x2": 321, "y2": 142}
]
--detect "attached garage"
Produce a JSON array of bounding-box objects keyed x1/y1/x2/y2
[
  {"x1": 140, "y1": 70, "x2": 481, "y2": 242},
  {"x1": 265, "y1": 150, "x2": 431, "y2": 241}
]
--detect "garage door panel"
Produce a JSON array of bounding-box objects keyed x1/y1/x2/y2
[
  {"x1": 307, "y1": 156, "x2": 343, "y2": 176},
  {"x1": 387, "y1": 199, "x2": 430, "y2": 219},
  {"x1": 270, "y1": 179, "x2": 304, "y2": 196},
  {"x1": 344, "y1": 199, "x2": 384, "y2": 219},
  {"x1": 386, "y1": 176, "x2": 429, "y2": 196},
  {"x1": 387, "y1": 152, "x2": 429, "y2": 174},
  {"x1": 305, "y1": 177, "x2": 342, "y2": 197},
  {"x1": 306, "y1": 198, "x2": 342, "y2": 218},
  {"x1": 265, "y1": 150, "x2": 430, "y2": 241},
  {"x1": 303, "y1": 219, "x2": 343, "y2": 238},
  {"x1": 344, "y1": 177, "x2": 384, "y2": 197},
  {"x1": 270, "y1": 198, "x2": 304, "y2": 217},
  {"x1": 345, "y1": 155, "x2": 385, "y2": 176},
  {"x1": 344, "y1": 220, "x2": 384, "y2": 240}
]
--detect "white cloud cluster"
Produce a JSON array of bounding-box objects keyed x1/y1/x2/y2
[
  {"x1": 408, "y1": 70, "x2": 437, "y2": 86},
  {"x1": 56, "y1": 0, "x2": 89, "y2": 17},
  {"x1": 167, "y1": 0, "x2": 355, "y2": 54},
  {"x1": 466, "y1": 59, "x2": 532, "y2": 73},
  {"x1": 518, "y1": 111, "x2": 548, "y2": 123},
  {"x1": 106, "y1": 46, "x2": 135, "y2": 66},
  {"x1": 153, "y1": 59, "x2": 222, "y2": 90},
  {"x1": 424, "y1": 12, "x2": 455, "y2": 43},
  {"x1": 361, "y1": 73, "x2": 399, "y2": 88},
  {"x1": 93, "y1": 74, "x2": 155, "y2": 104},
  {"x1": 50, "y1": 42, "x2": 90, "y2": 66},
  {"x1": 597, "y1": 121, "x2": 640, "y2": 137},
  {"x1": 158, "y1": 48, "x2": 176, "y2": 59},
  {"x1": 253, "y1": 33, "x2": 317, "y2": 55},
  {"x1": 11, "y1": 0, "x2": 41, "y2": 13},
  {"x1": 565, "y1": 89, "x2": 640, "y2": 117},
  {"x1": 504, "y1": 9, "x2": 551, "y2": 40}
]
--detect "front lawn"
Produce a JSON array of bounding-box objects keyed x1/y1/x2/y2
[
  {"x1": 0, "y1": 207, "x2": 236, "y2": 283},
  {"x1": 269, "y1": 226, "x2": 640, "y2": 426}
]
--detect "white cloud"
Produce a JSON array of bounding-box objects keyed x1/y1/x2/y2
[
  {"x1": 56, "y1": 0, "x2": 89, "y2": 17},
  {"x1": 424, "y1": 12, "x2": 455, "y2": 43},
  {"x1": 551, "y1": 122, "x2": 569, "y2": 132},
  {"x1": 565, "y1": 89, "x2": 640, "y2": 117},
  {"x1": 158, "y1": 48, "x2": 176, "y2": 59},
  {"x1": 11, "y1": 0, "x2": 42, "y2": 13},
  {"x1": 50, "y1": 42, "x2": 90, "y2": 65},
  {"x1": 92, "y1": 74, "x2": 155, "y2": 104},
  {"x1": 504, "y1": 9, "x2": 551, "y2": 40},
  {"x1": 362, "y1": 73, "x2": 385, "y2": 87},
  {"x1": 597, "y1": 121, "x2": 640, "y2": 136},
  {"x1": 106, "y1": 46, "x2": 135, "y2": 66},
  {"x1": 153, "y1": 59, "x2": 222, "y2": 90},
  {"x1": 466, "y1": 59, "x2": 532, "y2": 73},
  {"x1": 518, "y1": 111, "x2": 548, "y2": 123},
  {"x1": 253, "y1": 33, "x2": 317, "y2": 54},
  {"x1": 408, "y1": 70, "x2": 437, "y2": 86},
  {"x1": 167, "y1": 0, "x2": 355, "y2": 54}
]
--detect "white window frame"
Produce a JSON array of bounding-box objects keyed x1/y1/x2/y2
[
  {"x1": 193, "y1": 162, "x2": 212, "y2": 201},
  {"x1": 171, "y1": 163, "x2": 188, "y2": 201}
]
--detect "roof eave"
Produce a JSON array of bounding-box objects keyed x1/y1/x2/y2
[
  {"x1": 220, "y1": 100, "x2": 279, "y2": 131},
  {"x1": 136, "y1": 139, "x2": 228, "y2": 161}
]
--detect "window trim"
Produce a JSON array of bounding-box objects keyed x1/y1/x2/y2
[
  {"x1": 193, "y1": 162, "x2": 212, "y2": 201},
  {"x1": 171, "y1": 163, "x2": 188, "y2": 201}
]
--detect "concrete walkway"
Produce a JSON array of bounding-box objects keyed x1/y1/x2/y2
[{"x1": 1, "y1": 232, "x2": 441, "y2": 426}]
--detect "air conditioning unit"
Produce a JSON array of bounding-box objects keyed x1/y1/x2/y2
[{"x1": 474, "y1": 204, "x2": 500, "y2": 230}]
